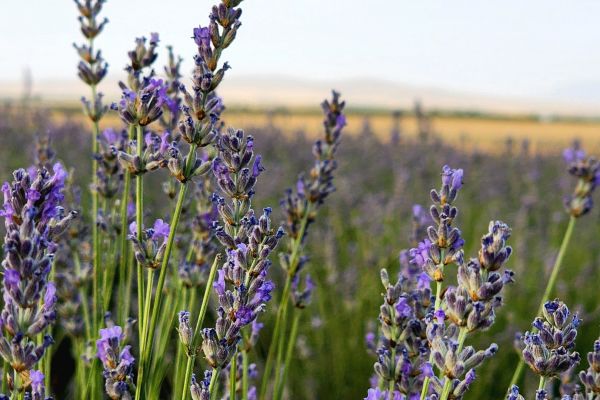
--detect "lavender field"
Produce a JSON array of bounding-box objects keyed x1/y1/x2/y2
[{"x1": 1, "y1": 1, "x2": 600, "y2": 400}]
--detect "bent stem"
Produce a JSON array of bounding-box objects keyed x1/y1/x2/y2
[{"x1": 506, "y1": 216, "x2": 576, "y2": 392}]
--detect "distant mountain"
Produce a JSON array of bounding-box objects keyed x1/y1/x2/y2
[
  {"x1": 1, "y1": 74, "x2": 599, "y2": 117},
  {"x1": 548, "y1": 81, "x2": 600, "y2": 103}
]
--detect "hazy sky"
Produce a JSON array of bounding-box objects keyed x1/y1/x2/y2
[{"x1": 2, "y1": 1, "x2": 600, "y2": 100}]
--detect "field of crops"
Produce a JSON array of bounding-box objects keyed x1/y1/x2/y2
[{"x1": 1, "y1": 1, "x2": 600, "y2": 400}]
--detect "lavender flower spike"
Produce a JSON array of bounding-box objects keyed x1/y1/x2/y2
[
  {"x1": 0, "y1": 166, "x2": 75, "y2": 383},
  {"x1": 523, "y1": 300, "x2": 581, "y2": 378},
  {"x1": 577, "y1": 335, "x2": 600, "y2": 396},
  {"x1": 563, "y1": 145, "x2": 600, "y2": 217},
  {"x1": 96, "y1": 325, "x2": 135, "y2": 399}
]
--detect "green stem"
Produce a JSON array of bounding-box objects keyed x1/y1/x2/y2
[
  {"x1": 241, "y1": 349, "x2": 249, "y2": 400},
  {"x1": 143, "y1": 143, "x2": 197, "y2": 367},
  {"x1": 180, "y1": 254, "x2": 222, "y2": 400},
  {"x1": 260, "y1": 204, "x2": 312, "y2": 398},
  {"x1": 141, "y1": 269, "x2": 156, "y2": 355},
  {"x1": 538, "y1": 376, "x2": 547, "y2": 391},
  {"x1": 537, "y1": 216, "x2": 576, "y2": 315},
  {"x1": 1, "y1": 360, "x2": 7, "y2": 394},
  {"x1": 209, "y1": 368, "x2": 221, "y2": 400},
  {"x1": 91, "y1": 84, "x2": 100, "y2": 337},
  {"x1": 174, "y1": 289, "x2": 190, "y2": 398},
  {"x1": 134, "y1": 123, "x2": 146, "y2": 400},
  {"x1": 420, "y1": 258, "x2": 445, "y2": 400},
  {"x1": 117, "y1": 125, "x2": 134, "y2": 325},
  {"x1": 275, "y1": 310, "x2": 301, "y2": 400},
  {"x1": 230, "y1": 351, "x2": 237, "y2": 400},
  {"x1": 506, "y1": 216, "x2": 576, "y2": 392},
  {"x1": 118, "y1": 171, "x2": 132, "y2": 323},
  {"x1": 13, "y1": 370, "x2": 22, "y2": 400}
]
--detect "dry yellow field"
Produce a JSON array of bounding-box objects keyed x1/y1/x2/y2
[{"x1": 49, "y1": 109, "x2": 600, "y2": 154}]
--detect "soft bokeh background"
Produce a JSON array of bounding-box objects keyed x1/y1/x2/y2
[{"x1": 1, "y1": 1, "x2": 600, "y2": 399}]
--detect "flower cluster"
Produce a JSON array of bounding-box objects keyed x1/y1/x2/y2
[
  {"x1": 578, "y1": 336, "x2": 600, "y2": 398},
  {"x1": 118, "y1": 130, "x2": 173, "y2": 176},
  {"x1": 177, "y1": 1, "x2": 242, "y2": 148},
  {"x1": 563, "y1": 146, "x2": 600, "y2": 217},
  {"x1": 409, "y1": 165, "x2": 465, "y2": 283},
  {"x1": 0, "y1": 369, "x2": 53, "y2": 400},
  {"x1": 426, "y1": 315, "x2": 497, "y2": 398},
  {"x1": 202, "y1": 206, "x2": 283, "y2": 368},
  {"x1": 369, "y1": 268, "x2": 431, "y2": 398},
  {"x1": 523, "y1": 300, "x2": 581, "y2": 378},
  {"x1": 280, "y1": 91, "x2": 345, "y2": 244},
  {"x1": 74, "y1": 0, "x2": 109, "y2": 122},
  {"x1": 96, "y1": 325, "x2": 135, "y2": 399},
  {"x1": 125, "y1": 34, "x2": 159, "y2": 90},
  {"x1": 190, "y1": 370, "x2": 211, "y2": 400},
  {"x1": 291, "y1": 273, "x2": 315, "y2": 309},
  {"x1": 0, "y1": 165, "x2": 75, "y2": 387},
  {"x1": 128, "y1": 219, "x2": 170, "y2": 270},
  {"x1": 198, "y1": 128, "x2": 283, "y2": 377},
  {"x1": 449, "y1": 221, "x2": 514, "y2": 332},
  {"x1": 367, "y1": 166, "x2": 514, "y2": 400},
  {"x1": 116, "y1": 77, "x2": 169, "y2": 128}
]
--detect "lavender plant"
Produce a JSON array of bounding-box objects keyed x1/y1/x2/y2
[
  {"x1": 0, "y1": 164, "x2": 75, "y2": 398},
  {"x1": 4, "y1": 0, "x2": 600, "y2": 399},
  {"x1": 261, "y1": 91, "x2": 346, "y2": 399},
  {"x1": 363, "y1": 165, "x2": 515, "y2": 400},
  {"x1": 577, "y1": 335, "x2": 600, "y2": 398},
  {"x1": 74, "y1": 0, "x2": 109, "y2": 340},
  {"x1": 177, "y1": 126, "x2": 283, "y2": 400},
  {"x1": 135, "y1": 3, "x2": 247, "y2": 396},
  {"x1": 519, "y1": 300, "x2": 581, "y2": 397},
  {"x1": 508, "y1": 145, "x2": 600, "y2": 391}
]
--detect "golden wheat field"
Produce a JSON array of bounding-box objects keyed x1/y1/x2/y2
[{"x1": 48, "y1": 106, "x2": 600, "y2": 154}]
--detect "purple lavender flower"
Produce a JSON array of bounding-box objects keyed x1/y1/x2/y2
[
  {"x1": 0, "y1": 166, "x2": 75, "y2": 374},
  {"x1": 506, "y1": 385, "x2": 525, "y2": 400},
  {"x1": 201, "y1": 130, "x2": 283, "y2": 371},
  {"x1": 128, "y1": 219, "x2": 170, "y2": 269},
  {"x1": 151, "y1": 218, "x2": 170, "y2": 239},
  {"x1": 563, "y1": 145, "x2": 600, "y2": 217},
  {"x1": 115, "y1": 78, "x2": 168, "y2": 127},
  {"x1": 190, "y1": 371, "x2": 211, "y2": 400},
  {"x1": 96, "y1": 324, "x2": 134, "y2": 399},
  {"x1": 523, "y1": 300, "x2": 581, "y2": 378},
  {"x1": 409, "y1": 165, "x2": 465, "y2": 283},
  {"x1": 291, "y1": 273, "x2": 315, "y2": 308},
  {"x1": 29, "y1": 369, "x2": 50, "y2": 400},
  {"x1": 578, "y1": 337, "x2": 600, "y2": 396}
]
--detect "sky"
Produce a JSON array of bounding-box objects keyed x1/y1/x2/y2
[{"x1": 1, "y1": 1, "x2": 600, "y2": 102}]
